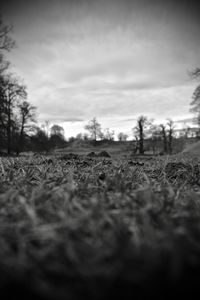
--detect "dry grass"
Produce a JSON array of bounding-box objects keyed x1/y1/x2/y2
[
  {"x1": 0, "y1": 153, "x2": 200, "y2": 299},
  {"x1": 183, "y1": 140, "x2": 200, "y2": 156},
  {"x1": 54, "y1": 141, "x2": 133, "y2": 158}
]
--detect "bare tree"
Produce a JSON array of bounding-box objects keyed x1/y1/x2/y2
[
  {"x1": 0, "y1": 18, "x2": 15, "y2": 74},
  {"x1": 166, "y1": 119, "x2": 175, "y2": 154},
  {"x1": 0, "y1": 18, "x2": 16, "y2": 148},
  {"x1": 104, "y1": 128, "x2": 115, "y2": 141},
  {"x1": 76, "y1": 133, "x2": 83, "y2": 140},
  {"x1": 190, "y1": 68, "x2": 200, "y2": 133},
  {"x1": 31, "y1": 127, "x2": 50, "y2": 153},
  {"x1": 133, "y1": 136, "x2": 139, "y2": 154},
  {"x1": 149, "y1": 124, "x2": 161, "y2": 154},
  {"x1": 0, "y1": 19, "x2": 15, "y2": 51},
  {"x1": 98, "y1": 130, "x2": 105, "y2": 141},
  {"x1": 17, "y1": 101, "x2": 36, "y2": 154},
  {"x1": 0, "y1": 75, "x2": 27, "y2": 154},
  {"x1": 160, "y1": 124, "x2": 168, "y2": 154},
  {"x1": 118, "y1": 132, "x2": 128, "y2": 141},
  {"x1": 0, "y1": 18, "x2": 37, "y2": 154},
  {"x1": 84, "y1": 117, "x2": 102, "y2": 141},
  {"x1": 190, "y1": 68, "x2": 200, "y2": 80},
  {"x1": 133, "y1": 116, "x2": 150, "y2": 155}
]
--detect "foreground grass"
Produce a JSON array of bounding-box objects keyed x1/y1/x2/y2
[{"x1": 0, "y1": 153, "x2": 200, "y2": 299}]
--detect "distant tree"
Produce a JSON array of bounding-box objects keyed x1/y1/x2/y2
[
  {"x1": 49, "y1": 124, "x2": 65, "y2": 148},
  {"x1": 104, "y1": 128, "x2": 115, "y2": 141},
  {"x1": 190, "y1": 68, "x2": 200, "y2": 133},
  {"x1": 118, "y1": 132, "x2": 128, "y2": 141},
  {"x1": 50, "y1": 124, "x2": 64, "y2": 138},
  {"x1": 84, "y1": 117, "x2": 102, "y2": 141},
  {"x1": 76, "y1": 133, "x2": 83, "y2": 140},
  {"x1": 83, "y1": 133, "x2": 89, "y2": 141},
  {"x1": 166, "y1": 119, "x2": 175, "y2": 154},
  {"x1": 132, "y1": 135, "x2": 139, "y2": 154},
  {"x1": 68, "y1": 136, "x2": 76, "y2": 143},
  {"x1": 133, "y1": 116, "x2": 150, "y2": 155},
  {"x1": 31, "y1": 127, "x2": 50, "y2": 153},
  {"x1": 17, "y1": 100, "x2": 36, "y2": 154},
  {"x1": 160, "y1": 124, "x2": 168, "y2": 154},
  {"x1": 149, "y1": 124, "x2": 161, "y2": 154},
  {"x1": 98, "y1": 130, "x2": 105, "y2": 141},
  {"x1": 75, "y1": 132, "x2": 89, "y2": 141}
]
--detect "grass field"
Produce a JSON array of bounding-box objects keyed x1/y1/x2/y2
[{"x1": 0, "y1": 149, "x2": 200, "y2": 299}]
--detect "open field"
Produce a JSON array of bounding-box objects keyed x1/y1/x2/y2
[
  {"x1": 0, "y1": 150, "x2": 200, "y2": 299},
  {"x1": 53, "y1": 140, "x2": 135, "y2": 158}
]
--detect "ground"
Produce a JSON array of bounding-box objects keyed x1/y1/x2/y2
[{"x1": 0, "y1": 146, "x2": 200, "y2": 299}]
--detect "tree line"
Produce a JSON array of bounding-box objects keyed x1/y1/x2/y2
[
  {"x1": 0, "y1": 18, "x2": 67, "y2": 155},
  {"x1": 78, "y1": 116, "x2": 177, "y2": 155}
]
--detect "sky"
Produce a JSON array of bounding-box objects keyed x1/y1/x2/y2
[{"x1": 1, "y1": 0, "x2": 200, "y2": 138}]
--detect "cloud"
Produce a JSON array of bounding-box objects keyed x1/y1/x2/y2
[
  {"x1": 1, "y1": 0, "x2": 199, "y2": 137},
  {"x1": 32, "y1": 82, "x2": 195, "y2": 125},
  {"x1": 38, "y1": 114, "x2": 84, "y2": 123}
]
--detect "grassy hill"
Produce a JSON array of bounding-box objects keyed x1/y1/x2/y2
[
  {"x1": 54, "y1": 140, "x2": 134, "y2": 157},
  {"x1": 183, "y1": 140, "x2": 200, "y2": 155}
]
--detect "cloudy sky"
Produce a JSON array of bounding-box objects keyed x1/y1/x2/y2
[{"x1": 1, "y1": 0, "x2": 200, "y2": 138}]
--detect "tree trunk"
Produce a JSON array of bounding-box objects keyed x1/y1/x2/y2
[
  {"x1": 161, "y1": 127, "x2": 168, "y2": 153},
  {"x1": 139, "y1": 121, "x2": 144, "y2": 154},
  {"x1": 7, "y1": 110, "x2": 11, "y2": 155},
  {"x1": 17, "y1": 120, "x2": 25, "y2": 155},
  {"x1": 168, "y1": 132, "x2": 173, "y2": 154}
]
